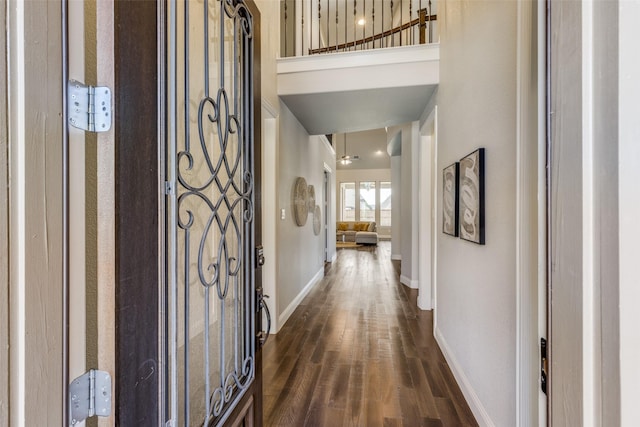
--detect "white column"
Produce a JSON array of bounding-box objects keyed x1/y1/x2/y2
[
  {"x1": 390, "y1": 155, "x2": 402, "y2": 260},
  {"x1": 418, "y1": 134, "x2": 432, "y2": 310}
]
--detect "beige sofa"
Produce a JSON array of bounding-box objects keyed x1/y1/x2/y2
[{"x1": 336, "y1": 221, "x2": 378, "y2": 245}]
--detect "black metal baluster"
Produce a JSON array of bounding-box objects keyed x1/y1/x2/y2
[
  {"x1": 327, "y1": 0, "x2": 330, "y2": 51},
  {"x1": 400, "y1": 0, "x2": 402, "y2": 45},
  {"x1": 390, "y1": 0, "x2": 394, "y2": 46},
  {"x1": 362, "y1": 0, "x2": 365, "y2": 50},
  {"x1": 318, "y1": 0, "x2": 321, "y2": 51},
  {"x1": 382, "y1": 0, "x2": 385, "y2": 48},
  {"x1": 428, "y1": 0, "x2": 432, "y2": 42},
  {"x1": 344, "y1": 0, "x2": 347, "y2": 51},
  {"x1": 284, "y1": 1, "x2": 288, "y2": 56},
  {"x1": 371, "y1": 2, "x2": 375, "y2": 50},
  {"x1": 419, "y1": 0, "x2": 423, "y2": 44},
  {"x1": 335, "y1": 0, "x2": 338, "y2": 52},
  {"x1": 409, "y1": 0, "x2": 413, "y2": 45},
  {"x1": 353, "y1": 0, "x2": 357, "y2": 51}
]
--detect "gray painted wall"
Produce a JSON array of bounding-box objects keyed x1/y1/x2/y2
[
  {"x1": 276, "y1": 101, "x2": 336, "y2": 318},
  {"x1": 436, "y1": 0, "x2": 517, "y2": 425}
]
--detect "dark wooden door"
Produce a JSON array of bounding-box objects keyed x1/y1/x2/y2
[
  {"x1": 113, "y1": 0, "x2": 263, "y2": 425},
  {"x1": 113, "y1": 1, "x2": 161, "y2": 424}
]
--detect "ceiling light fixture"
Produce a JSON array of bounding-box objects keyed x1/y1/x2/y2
[
  {"x1": 357, "y1": 18, "x2": 366, "y2": 26},
  {"x1": 340, "y1": 134, "x2": 359, "y2": 165}
]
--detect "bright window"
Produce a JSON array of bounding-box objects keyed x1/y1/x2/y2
[
  {"x1": 380, "y1": 181, "x2": 391, "y2": 226},
  {"x1": 340, "y1": 182, "x2": 356, "y2": 221},
  {"x1": 359, "y1": 181, "x2": 376, "y2": 222}
]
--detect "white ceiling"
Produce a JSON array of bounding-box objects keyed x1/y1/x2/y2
[
  {"x1": 281, "y1": 85, "x2": 436, "y2": 136},
  {"x1": 335, "y1": 128, "x2": 390, "y2": 170}
]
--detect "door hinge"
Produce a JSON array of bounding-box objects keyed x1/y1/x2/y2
[
  {"x1": 540, "y1": 337, "x2": 548, "y2": 394},
  {"x1": 69, "y1": 369, "x2": 112, "y2": 425},
  {"x1": 68, "y1": 80, "x2": 112, "y2": 133}
]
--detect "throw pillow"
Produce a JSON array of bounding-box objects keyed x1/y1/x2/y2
[
  {"x1": 337, "y1": 222, "x2": 348, "y2": 231},
  {"x1": 368, "y1": 222, "x2": 376, "y2": 232}
]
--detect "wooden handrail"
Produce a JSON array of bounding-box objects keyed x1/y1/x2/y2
[{"x1": 308, "y1": 11, "x2": 437, "y2": 55}]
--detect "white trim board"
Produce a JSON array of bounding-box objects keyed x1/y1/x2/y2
[
  {"x1": 435, "y1": 328, "x2": 494, "y2": 427},
  {"x1": 400, "y1": 275, "x2": 418, "y2": 289},
  {"x1": 391, "y1": 254, "x2": 402, "y2": 261},
  {"x1": 261, "y1": 99, "x2": 279, "y2": 119},
  {"x1": 275, "y1": 267, "x2": 324, "y2": 333}
]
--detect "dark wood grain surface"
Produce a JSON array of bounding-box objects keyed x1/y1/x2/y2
[
  {"x1": 114, "y1": 1, "x2": 159, "y2": 424},
  {"x1": 263, "y1": 242, "x2": 478, "y2": 427}
]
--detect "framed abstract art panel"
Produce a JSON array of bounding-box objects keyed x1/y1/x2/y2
[
  {"x1": 442, "y1": 162, "x2": 459, "y2": 236},
  {"x1": 458, "y1": 148, "x2": 485, "y2": 244}
]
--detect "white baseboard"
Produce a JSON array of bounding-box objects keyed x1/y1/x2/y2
[
  {"x1": 277, "y1": 267, "x2": 324, "y2": 330},
  {"x1": 391, "y1": 254, "x2": 402, "y2": 260},
  {"x1": 417, "y1": 293, "x2": 432, "y2": 310},
  {"x1": 400, "y1": 275, "x2": 419, "y2": 289},
  {"x1": 434, "y1": 328, "x2": 494, "y2": 427}
]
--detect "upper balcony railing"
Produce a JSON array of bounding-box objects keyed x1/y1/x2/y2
[{"x1": 281, "y1": 0, "x2": 438, "y2": 57}]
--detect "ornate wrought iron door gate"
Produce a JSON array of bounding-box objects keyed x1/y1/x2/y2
[{"x1": 166, "y1": 0, "x2": 257, "y2": 425}]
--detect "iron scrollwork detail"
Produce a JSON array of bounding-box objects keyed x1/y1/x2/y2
[{"x1": 173, "y1": 0, "x2": 256, "y2": 425}]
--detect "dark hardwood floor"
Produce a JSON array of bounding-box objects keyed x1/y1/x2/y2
[{"x1": 263, "y1": 242, "x2": 478, "y2": 427}]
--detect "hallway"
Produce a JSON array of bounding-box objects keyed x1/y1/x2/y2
[{"x1": 263, "y1": 242, "x2": 478, "y2": 426}]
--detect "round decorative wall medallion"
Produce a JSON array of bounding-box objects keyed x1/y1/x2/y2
[
  {"x1": 293, "y1": 177, "x2": 309, "y2": 226},
  {"x1": 307, "y1": 185, "x2": 316, "y2": 213},
  {"x1": 313, "y1": 205, "x2": 322, "y2": 235}
]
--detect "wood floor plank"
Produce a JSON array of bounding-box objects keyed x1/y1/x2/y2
[
  {"x1": 434, "y1": 397, "x2": 464, "y2": 426},
  {"x1": 407, "y1": 357, "x2": 440, "y2": 419},
  {"x1": 263, "y1": 242, "x2": 477, "y2": 426}
]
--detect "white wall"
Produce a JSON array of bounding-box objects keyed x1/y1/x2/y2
[
  {"x1": 276, "y1": 101, "x2": 336, "y2": 329},
  {"x1": 335, "y1": 168, "x2": 392, "y2": 237},
  {"x1": 619, "y1": 1, "x2": 640, "y2": 423},
  {"x1": 435, "y1": 0, "x2": 517, "y2": 425},
  {"x1": 390, "y1": 156, "x2": 402, "y2": 259}
]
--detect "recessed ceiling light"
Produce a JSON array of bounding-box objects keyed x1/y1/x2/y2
[
  {"x1": 375, "y1": 150, "x2": 384, "y2": 155},
  {"x1": 357, "y1": 18, "x2": 366, "y2": 26}
]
